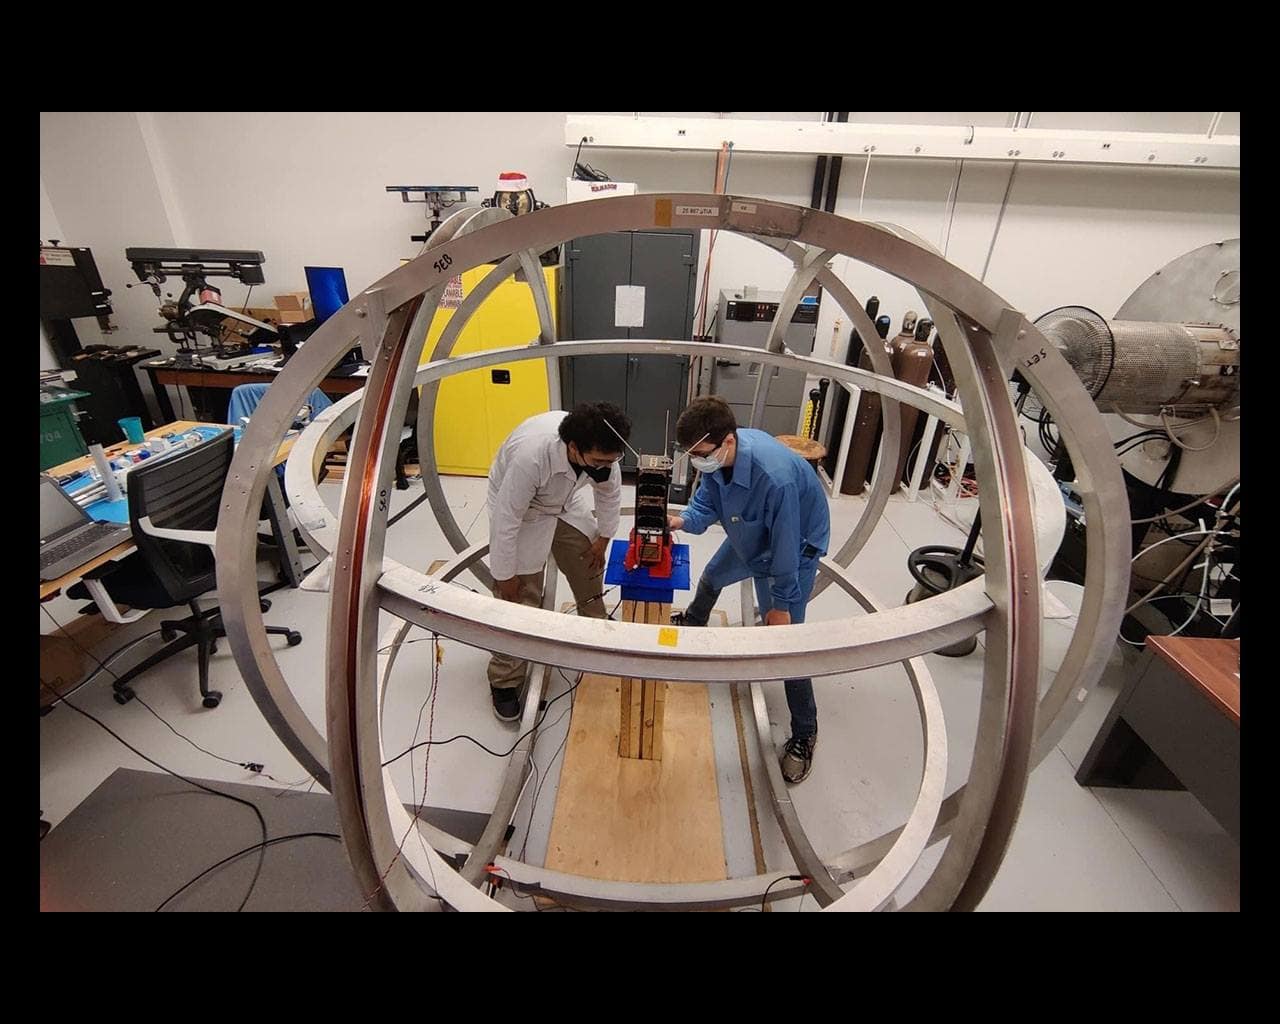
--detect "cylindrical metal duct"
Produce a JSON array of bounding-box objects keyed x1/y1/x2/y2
[{"x1": 1034, "y1": 305, "x2": 1239, "y2": 414}]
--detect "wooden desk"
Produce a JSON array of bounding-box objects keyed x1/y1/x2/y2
[
  {"x1": 40, "y1": 420, "x2": 298, "y2": 600},
  {"x1": 145, "y1": 361, "x2": 364, "y2": 423},
  {"x1": 1146, "y1": 635, "x2": 1240, "y2": 725},
  {"x1": 1077, "y1": 635, "x2": 1240, "y2": 841}
]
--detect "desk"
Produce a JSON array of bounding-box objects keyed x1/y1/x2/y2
[
  {"x1": 144, "y1": 361, "x2": 365, "y2": 423},
  {"x1": 40, "y1": 420, "x2": 302, "y2": 601},
  {"x1": 1076, "y1": 635, "x2": 1240, "y2": 841}
]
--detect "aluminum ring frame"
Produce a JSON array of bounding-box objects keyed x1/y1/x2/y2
[
  {"x1": 288, "y1": 344, "x2": 1062, "y2": 910},
  {"x1": 216, "y1": 194, "x2": 1130, "y2": 911}
]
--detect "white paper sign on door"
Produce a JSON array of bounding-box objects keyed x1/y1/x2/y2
[{"x1": 615, "y1": 285, "x2": 645, "y2": 328}]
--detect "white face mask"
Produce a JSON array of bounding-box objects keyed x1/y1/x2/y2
[{"x1": 689, "y1": 443, "x2": 726, "y2": 474}]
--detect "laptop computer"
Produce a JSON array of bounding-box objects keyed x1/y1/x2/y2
[{"x1": 39, "y1": 475, "x2": 132, "y2": 582}]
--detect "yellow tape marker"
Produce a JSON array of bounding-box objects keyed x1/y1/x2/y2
[
  {"x1": 654, "y1": 198, "x2": 673, "y2": 227},
  {"x1": 657, "y1": 627, "x2": 679, "y2": 648}
]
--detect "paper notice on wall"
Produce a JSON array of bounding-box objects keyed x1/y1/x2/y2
[
  {"x1": 40, "y1": 248, "x2": 76, "y2": 267},
  {"x1": 615, "y1": 285, "x2": 645, "y2": 328},
  {"x1": 441, "y1": 276, "x2": 464, "y2": 309}
]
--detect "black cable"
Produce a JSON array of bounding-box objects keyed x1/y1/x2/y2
[
  {"x1": 39, "y1": 605, "x2": 270, "y2": 911},
  {"x1": 518, "y1": 672, "x2": 579, "y2": 863},
  {"x1": 41, "y1": 627, "x2": 162, "y2": 710},
  {"x1": 404, "y1": 636, "x2": 442, "y2": 900},
  {"x1": 1114, "y1": 429, "x2": 1167, "y2": 451},
  {"x1": 571, "y1": 137, "x2": 587, "y2": 179},
  {"x1": 155, "y1": 831, "x2": 341, "y2": 912},
  {"x1": 128, "y1": 692, "x2": 309, "y2": 787},
  {"x1": 40, "y1": 674, "x2": 270, "y2": 911},
  {"x1": 943, "y1": 159, "x2": 965, "y2": 257},
  {"x1": 241, "y1": 286, "x2": 254, "y2": 314},
  {"x1": 1114, "y1": 434, "x2": 1171, "y2": 459},
  {"x1": 761, "y1": 874, "x2": 808, "y2": 913},
  {"x1": 381, "y1": 670, "x2": 584, "y2": 767}
]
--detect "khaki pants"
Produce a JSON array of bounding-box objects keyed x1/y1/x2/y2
[{"x1": 487, "y1": 519, "x2": 607, "y2": 690}]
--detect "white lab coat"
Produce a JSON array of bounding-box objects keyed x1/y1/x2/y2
[{"x1": 487, "y1": 411, "x2": 622, "y2": 581}]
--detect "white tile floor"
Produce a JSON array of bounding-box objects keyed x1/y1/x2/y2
[{"x1": 39, "y1": 477, "x2": 1239, "y2": 911}]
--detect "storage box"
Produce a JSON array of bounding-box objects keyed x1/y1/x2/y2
[
  {"x1": 273, "y1": 308, "x2": 312, "y2": 324},
  {"x1": 565, "y1": 178, "x2": 638, "y2": 203},
  {"x1": 274, "y1": 292, "x2": 311, "y2": 312}
]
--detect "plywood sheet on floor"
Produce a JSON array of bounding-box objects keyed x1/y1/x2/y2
[{"x1": 545, "y1": 671, "x2": 725, "y2": 883}]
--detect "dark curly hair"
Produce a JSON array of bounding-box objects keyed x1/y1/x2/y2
[
  {"x1": 558, "y1": 402, "x2": 632, "y2": 455},
  {"x1": 676, "y1": 396, "x2": 737, "y2": 449}
]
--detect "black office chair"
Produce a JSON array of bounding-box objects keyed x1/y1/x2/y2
[{"x1": 67, "y1": 430, "x2": 301, "y2": 709}]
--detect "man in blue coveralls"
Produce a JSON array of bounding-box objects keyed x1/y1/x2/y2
[{"x1": 667, "y1": 396, "x2": 830, "y2": 784}]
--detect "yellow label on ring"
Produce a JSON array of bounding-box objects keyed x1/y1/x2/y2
[
  {"x1": 657, "y1": 627, "x2": 679, "y2": 647},
  {"x1": 654, "y1": 198, "x2": 673, "y2": 227}
]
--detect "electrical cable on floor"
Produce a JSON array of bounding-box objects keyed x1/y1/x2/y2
[
  {"x1": 39, "y1": 603, "x2": 310, "y2": 787},
  {"x1": 408, "y1": 637, "x2": 444, "y2": 898},
  {"x1": 38, "y1": 678, "x2": 269, "y2": 911},
  {"x1": 155, "y1": 832, "x2": 341, "y2": 912},
  {"x1": 513, "y1": 668, "x2": 582, "y2": 867},
  {"x1": 518, "y1": 692, "x2": 576, "y2": 865},
  {"x1": 760, "y1": 874, "x2": 810, "y2": 913},
  {"x1": 41, "y1": 604, "x2": 277, "y2": 911},
  {"x1": 363, "y1": 636, "x2": 444, "y2": 911},
  {"x1": 129, "y1": 693, "x2": 310, "y2": 788},
  {"x1": 381, "y1": 670, "x2": 584, "y2": 767},
  {"x1": 40, "y1": 627, "x2": 162, "y2": 710}
]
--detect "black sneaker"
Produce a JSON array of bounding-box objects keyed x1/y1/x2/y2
[
  {"x1": 780, "y1": 732, "x2": 817, "y2": 784},
  {"x1": 671, "y1": 609, "x2": 708, "y2": 627},
  {"x1": 490, "y1": 685, "x2": 523, "y2": 723}
]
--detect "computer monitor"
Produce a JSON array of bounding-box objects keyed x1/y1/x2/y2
[{"x1": 304, "y1": 266, "x2": 349, "y2": 325}]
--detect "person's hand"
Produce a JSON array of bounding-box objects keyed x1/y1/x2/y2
[
  {"x1": 585, "y1": 535, "x2": 610, "y2": 573},
  {"x1": 765, "y1": 608, "x2": 792, "y2": 626},
  {"x1": 494, "y1": 577, "x2": 522, "y2": 602},
  {"x1": 668, "y1": 514, "x2": 684, "y2": 532}
]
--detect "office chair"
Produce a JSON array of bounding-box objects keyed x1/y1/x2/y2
[
  {"x1": 228, "y1": 382, "x2": 357, "y2": 490},
  {"x1": 66, "y1": 430, "x2": 300, "y2": 709}
]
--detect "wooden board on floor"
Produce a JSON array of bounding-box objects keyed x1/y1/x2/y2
[{"x1": 544, "y1": 627, "x2": 726, "y2": 883}]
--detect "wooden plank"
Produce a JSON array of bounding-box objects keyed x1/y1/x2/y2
[
  {"x1": 641, "y1": 679, "x2": 658, "y2": 759},
  {"x1": 650, "y1": 599, "x2": 670, "y2": 757},
  {"x1": 544, "y1": 670, "x2": 725, "y2": 884},
  {"x1": 619, "y1": 604, "x2": 640, "y2": 757},
  {"x1": 618, "y1": 677, "x2": 634, "y2": 758},
  {"x1": 628, "y1": 649, "x2": 644, "y2": 756}
]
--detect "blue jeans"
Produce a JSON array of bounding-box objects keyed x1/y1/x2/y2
[{"x1": 683, "y1": 544, "x2": 820, "y2": 740}]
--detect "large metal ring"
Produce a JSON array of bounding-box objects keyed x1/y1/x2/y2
[{"x1": 216, "y1": 193, "x2": 1130, "y2": 911}]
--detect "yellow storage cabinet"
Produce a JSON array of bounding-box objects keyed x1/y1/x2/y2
[{"x1": 421, "y1": 264, "x2": 557, "y2": 476}]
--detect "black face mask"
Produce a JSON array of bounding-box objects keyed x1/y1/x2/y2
[{"x1": 570, "y1": 444, "x2": 614, "y2": 483}]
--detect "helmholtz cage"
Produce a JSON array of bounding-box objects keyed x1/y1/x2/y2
[{"x1": 633, "y1": 454, "x2": 673, "y2": 567}]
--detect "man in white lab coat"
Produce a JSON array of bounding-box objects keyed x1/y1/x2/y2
[{"x1": 486, "y1": 402, "x2": 632, "y2": 721}]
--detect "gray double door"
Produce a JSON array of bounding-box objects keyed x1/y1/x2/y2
[{"x1": 562, "y1": 229, "x2": 698, "y2": 467}]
